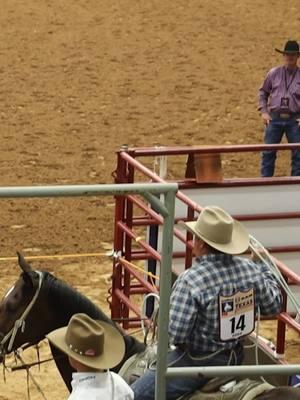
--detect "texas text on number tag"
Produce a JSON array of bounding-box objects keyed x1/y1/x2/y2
[{"x1": 219, "y1": 288, "x2": 255, "y2": 341}]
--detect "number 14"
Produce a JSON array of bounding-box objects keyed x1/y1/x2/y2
[{"x1": 230, "y1": 315, "x2": 246, "y2": 334}]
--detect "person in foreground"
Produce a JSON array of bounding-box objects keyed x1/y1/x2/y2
[
  {"x1": 47, "y1": 313, "x2": 134, "y2": 400},
  {"x1": 131, "y1": 205, "x2": 282, "y2": 400},
  {"x1": 258, "y1": 40, "x2": 300, "y2": 177}
]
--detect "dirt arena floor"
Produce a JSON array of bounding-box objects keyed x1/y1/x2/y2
[{"x1": 0, "y1": 0, "x2": 299, "y2": 398}]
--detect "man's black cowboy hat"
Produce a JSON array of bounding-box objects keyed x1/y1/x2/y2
[{"x1": 275, "y1": 40, "x2": 300, "y2": 54}]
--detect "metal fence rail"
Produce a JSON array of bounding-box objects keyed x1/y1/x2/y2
[
  {"x1": 0, "y1": 183, "x2": 177, "y2": 198},
  {"x1": 166, "y1": 364, "x2": 300, "y2": 378},
  {"x1": 0, "y1": 182, "x2": 178, "y2": 400}
]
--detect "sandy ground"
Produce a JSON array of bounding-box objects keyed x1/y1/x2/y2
[{"x1": 0, "y1": 0, "x2": 299, "y2": 398}]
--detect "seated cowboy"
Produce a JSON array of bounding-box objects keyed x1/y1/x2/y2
[
  {"x1": 47, "y1": 313, "x2": 134, "y2": 400},
  {"x1": 131, "y1": 206, "x2": 283, "y2": 400}
]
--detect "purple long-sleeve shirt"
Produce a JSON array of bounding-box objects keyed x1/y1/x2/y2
[{"x1": 258, "y1": 65, "x2": 300, "y2": 113}]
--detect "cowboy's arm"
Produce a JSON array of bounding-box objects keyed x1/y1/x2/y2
[
  {"x1": 256, "y1": 262, "x2": 282, "y2": 316},
  {"x1": 168, "y1": 277, "x2": 197, "y2": 345},
  {"x1": 258, "y1": 72, "x2": 272, "y2": 115}
]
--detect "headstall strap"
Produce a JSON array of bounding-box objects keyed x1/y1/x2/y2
[
  {"x1": 0, "y1": 271, "x2": 43, "y2": 355},
  {"x1": 0, "y1": 271, "x2": 48, "y2": 400},
  {"x1": 3, "y1": 359, "x2": 7, "y2": 383},
  {"x1": 35, "y1": 344, "x2": 41, "y2": 371}
]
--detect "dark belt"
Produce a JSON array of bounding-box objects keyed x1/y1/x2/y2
[
  {"x1": 271, "y1": 112, "x2": 300, "y2": 119},
  {"x1": 176, "y1": 343, "x2": 243, "y2": 357}
]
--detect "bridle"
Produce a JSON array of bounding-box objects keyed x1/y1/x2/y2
[{"x1": 0, "y1": 271, "x2": 44, "y2": 357}]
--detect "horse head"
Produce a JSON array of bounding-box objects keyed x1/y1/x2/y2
[
  {"x1": 0, "y1": 253, "x2": 145, "y2": 392},
  {"x1": 0, "y1": 252, "x2": 48, "y2": 362}
]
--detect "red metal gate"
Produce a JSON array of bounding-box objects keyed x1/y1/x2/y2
[{"x1": 110, "y1": 143, "x2": 300, "y2": 359}]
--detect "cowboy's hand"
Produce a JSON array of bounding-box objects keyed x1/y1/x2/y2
[
  {"x1": 262, "y1": 112, "x2": 272, "y2": 126},
  {"x1": 251, "y1": 248, "x2": 264, "y2": 262},
  {"x1": 297, "y1": 119, "x2": 300, "y2": 127}
]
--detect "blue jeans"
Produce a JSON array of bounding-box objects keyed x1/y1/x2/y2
[
  {"x1": 261, "y1": 113, "x2": 300, "y2": 177},
  {"x1": 131, "y1": 345, "x2": 243, "y2": 400}
]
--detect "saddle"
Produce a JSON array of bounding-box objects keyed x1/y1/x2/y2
[
  {"x1": 119, "y1": 344, "x2": 157, "y2": 385},
  {"x1": 178, "y1": 378, "x2": 274, "y2": 400},
  {"x1": 119, "y1": 348, "x2": 274, "y2": 400}
]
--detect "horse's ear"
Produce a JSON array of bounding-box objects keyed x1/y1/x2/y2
[{"x1": 17, "y1": 251, "x2": 33, "y2": 274}]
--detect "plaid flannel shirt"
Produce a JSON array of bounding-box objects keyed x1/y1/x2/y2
[{"x1": 169, "y1": 253, "x2": 282, "y2": 354}]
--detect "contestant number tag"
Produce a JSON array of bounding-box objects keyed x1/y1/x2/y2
[
  {"x1": 219, "y1": 289, "x2": 254, "y2": 341},
  {"x1": 280, "y1": 97, "x2": 289, "y2": 109}
]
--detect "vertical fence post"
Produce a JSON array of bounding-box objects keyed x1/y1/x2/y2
[
  {"x1": 155, "y1": 189, "x2": 176, "y2": 400},
  {"x1": 123, "y1": 162, "x2": 135, "y2": 329},
  {"x1": 185, "y1": 206, "x2": 194, "y2": 269},
  {"x1": 276, "y1": 286, "x2": 287, "y2": 357},
  {"x1": 112, "y1": 149, "x2": 128, "y2": 322},
  {"x1": 146, "y1": 221, "x2": 159, "y2": 317}
]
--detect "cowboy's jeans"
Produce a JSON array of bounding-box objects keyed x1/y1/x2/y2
[
  {"x1": 261, "y1": 114, "x2": 300, "y2": 177},
  {"x1": 131, "y1": 346, "x2": 243, "y2": 400}
]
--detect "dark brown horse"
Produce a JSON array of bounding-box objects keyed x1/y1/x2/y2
[
  {"x1": 0, "y1": 253, "x2": 145, "y2": 392},
  {"x1": 0, "y1": 254, "x2": 299, "y2": 400}
]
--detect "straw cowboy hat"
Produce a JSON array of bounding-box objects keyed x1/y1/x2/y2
[
  {"x1": 180, "y1": 206, "x2": 250, "y2": 254},
  {"x1": 47, "y1": 313, "x2": 125, "y2": 370},
  {"x1": 275, "y1": 40, "x2": 300, "y2": 54}
]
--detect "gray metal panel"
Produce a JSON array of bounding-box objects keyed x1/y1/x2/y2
[{"x1": 177, "y1": 185, "x2": 300, "y2": 217}]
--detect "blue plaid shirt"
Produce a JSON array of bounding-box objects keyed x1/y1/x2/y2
[{"x1": 169, "y1": 253, "x2": 282, "y2": 354}]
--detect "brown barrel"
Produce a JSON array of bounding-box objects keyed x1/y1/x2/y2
[{"x1": 186, "y1": 153, "x2": 223, "y2": 183}]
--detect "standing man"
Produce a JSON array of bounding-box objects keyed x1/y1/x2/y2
[
  {"x1": 258, "y1": 40, "x2": 300, "y2": 177},
  {"x1": 131, "y1": 206, "x2": 282, "y2": 400}
]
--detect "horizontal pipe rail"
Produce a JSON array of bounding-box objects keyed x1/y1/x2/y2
[
  {"x1": 114, "y1": 289, "x2": 145, "y2": 320},
  {"x1": 119, "y1": 258, "x2": 158, "y2": 294},
  {"x1": 172, "y1": 211, "x2": 300, "y2": 223},
  {"x1": 0, "y1": 183, "x2": 178, "y2": 198},
  {"x1": 127, "y1": 195, "x2": 194, "y2": 250},
  {"x1": 131, "y1": 252, "x2": 158, "y2": 260},
  {"x1": 117, "y1": 222, "x2": 183, "y2": 278},
  {"x1": 173, "y1": 247, "x2": 300, "y2": 256},
  {"x1": 166, "y1": 364, "x2": 300, "y2": 378},
  {"x1": 129, "y1": 287, "x2": 151, "y2": 295},
  {"x1": 272, "y1": 257, "x2": 300, "y2": 285},
  {"x1": 260, "y1": 245, "x2": 300, "y2": 253},
  {"x1": 132, "y1": 218, "x2": 160, "y2": 226},
  {"x1": 131, "y1": 143, "x2": 300, "y2": 157},
  {"x1": 127, "y1": 194, "x2": 162, "y2": 220},
  {"x1": 277, "y1": 312, "x2": 300, "y2": 331},
  {"x1": 131, "y1": 216, "x2": 202, "y2": 226},
  {"x1": 231, "y1": 212, "x2": 300, "y2": 222},
  {"x1": 233, "y1": 212, "x2": 300, "y2": 222},
  {"x1": 117, "y1": 221, "x2": 161, "y2": 261},
  {"x1": 120, "y1": 151, "x2": 202, "y2": 213},
  {"x1": 177, "y1": 177, "x2": 300, "y2": 189}
]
